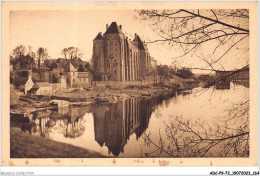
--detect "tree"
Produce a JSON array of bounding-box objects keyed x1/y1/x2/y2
[
  {"x1": 67, "y1": 47, "x2": 75, "y2": 60},
  {"x1": 12, "y1": 45, "x2": 26, "y2": 60},
  {"x1": 61, "y1": 48, "x2": 68, "y2": 59},
  {"x1": 45, "y1": 60, "x2": 58, "y2": 71},
  {"x1": 63, "y1": 47, "x2": 83, "y2": 61},
  {"x1": 137, "y1": 9, "x2": 249, "y2": 157},
  {"x1": 11, "y1": 45, "x2": 36, "y2": 70},
  {"x1": 37, "y1": 47, "x2": 48, "y2": 69},
  {"x1": 138, "y1": 9, "x2": 249, "y2": 72},
  {"x1": 84, "y1": 62, "x2": 91, "y2": 71},
  {"x1": 176, "y1": 67, "x2": 193, "y2": 79},
  {"x1": 142, "y1": 99, "x2": 249, "y2": 157},
  {"x1": 157, "y1": 65, "x2": 170, "y2": 78},
  {"x1": 74, "y1": 47, "x2": 83, "y2": 60},
  {"x1": 77, "y1": 64, "x2": 85, "y2": 72}
]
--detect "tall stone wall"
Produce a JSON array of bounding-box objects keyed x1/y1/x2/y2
[
  {"x1": 92, "y1": 23, "x2": 154, "y2": 82},
  {"x1": 93, "y1": 39, "x2": 105, "y2": 78}
]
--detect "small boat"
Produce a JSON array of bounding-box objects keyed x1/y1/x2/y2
[
  {"x1": 49, "y1": 99, "x2": 69, "y2": 108},
  {"x1": 141, "y1": 91, "x2": 151, "y2": 96},
  {"x1": 70, "y1": 102, "x2": 82, "y2": 106}
]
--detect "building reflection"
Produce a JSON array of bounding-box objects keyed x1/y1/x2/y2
[
  {"x1": 92, "y1": 96, "x2": 166, "y2": 156},
  {"x1": 28, "y1": 107, "x2": 89, "y2": 138},
  {"x1": 18, "y1": 92, "x2": 177, "y2": 157}
]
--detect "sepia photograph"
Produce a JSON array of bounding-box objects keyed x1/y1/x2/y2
[{"x1": 1, "y1": 1, "x2": 258, "y2": 168}]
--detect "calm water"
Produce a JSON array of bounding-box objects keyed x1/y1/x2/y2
[{"x1": 15, "y1": 82, "x2": 249, "y2": 157}]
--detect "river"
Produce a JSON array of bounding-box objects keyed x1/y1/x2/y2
[{"x1": 14, "y1": 82, "x2": 249, "y2": 157}]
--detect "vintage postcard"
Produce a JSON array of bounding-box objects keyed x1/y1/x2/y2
[{"x1": 1, "y1": 1, "x2": 258, "y2": 167}]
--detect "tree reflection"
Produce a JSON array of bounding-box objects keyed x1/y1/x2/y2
[
  {"x1": 29, "y1": 107, "x2": 87, "y2": 138},
  {"x1": 142, "y1": 96, "x2": 249, "y2": 157}
]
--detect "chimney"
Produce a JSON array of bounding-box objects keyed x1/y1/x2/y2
[
  {"x1": 119, "y1": 25, "x2": 122, "y2": 30},
  {"x1": 99, "y1": 32, "x2": 102, "y2": 35},
  {"x1": 135, "y1": 33, "x2": 137, "y2": 38},
  {"x1": 106, "y1": 24, "x2": 108, "y2": 30}
]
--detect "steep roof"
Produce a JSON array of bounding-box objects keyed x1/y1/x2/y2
[
  {"x1": 134, "y1": 34, "x2": 147, "y2": 50},
  {"x1": 77, "y1": 72, "x2": 91, "y2": 78},
  {"x1": 64, "y1": 62, "x2": 77, "y2": 72},
  {"x1": 127, "y1": 39, "x2": 139, "y2": 50},
  {"x1": 14, "y1": 77, "x2": 29, "y2": 87},
  {"x1": 104, "y1": 22, "x2": 124, "y2": 35},
  {"x1": 32, "y1": 82, "x2": 50, "y2": 89},
  {"x1": 94, "y1": 33, "x2": 103, "y2": 40}
]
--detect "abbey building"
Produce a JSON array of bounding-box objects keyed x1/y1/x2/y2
[{"x1": 92, "y1": 22, "x2": 155, "y2": 81}]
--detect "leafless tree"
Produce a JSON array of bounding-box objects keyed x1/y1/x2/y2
[
  {"x1": 28, "y1": 45, "x2": 36, "y2": 60},
  {"x1": 63, "y1": 47, "x2": 83, "y2": 61},
  {"x1": 12, "y1": 45, "x2": 26, "y2": 60},
  {"x1": 137, "y1": 9, "x2": 249, "y2": 72},
  {"x1": 137, "y1": 9, "x2": 250, "y2": 157},
  {"x1": 11, "y1": 45, "x2": 36, "y2": 70},
  {"x1": 61, "y1": 48, "x2": 69, "y2": 59},
  {"x1": 142, "y1": 99, "x2": 249, "y2": 157}
]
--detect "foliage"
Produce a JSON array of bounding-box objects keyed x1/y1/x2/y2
[
  {"x1": 62, "y1": 47, "x2": 83, "y2": 60},
  {"x1": 37, "y1": 47, "x2": 48, "y2": 69},
  {"x1": 176, "y1": 68, "x2": 193, "y2": 79},
  {"x1": 12, "y1": 45, "x2": 26, "y2": 59},
  {"x1": 77, "y1": 64, "x2": 85, "y2": 72},
  {"x1": 10, "y1": 45, "x2": 36, "y2": 71},
  {"x1": 157, "y1": 65, "x2": 170, "y2": 78},
  {"x1": 44, "y1": 60, "x2": 58, "y2": 71}
]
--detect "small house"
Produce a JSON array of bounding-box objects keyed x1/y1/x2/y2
[
  {"x1": 30, "y1": 82, "x2": 52, "y2": 95},
  {"x1": 14, "y1": 75, "x2": 34, "y2": 94},
  {"x1": 63, "y1": 62, "x2": 92, "y2": 88}
]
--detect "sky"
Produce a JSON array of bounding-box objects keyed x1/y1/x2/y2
[{"x1": 10, "y1": 10, "x2": 249, "y2": 73}]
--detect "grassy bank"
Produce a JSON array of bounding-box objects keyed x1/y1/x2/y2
[
  {"x1": 10, "y1": 127, "x2": 104, "y2": 158},
  {"x1": 10, "y1": 76, "x2": 199, "y2": 114}
]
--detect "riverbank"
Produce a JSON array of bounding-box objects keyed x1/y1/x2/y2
[
  {"x1": 10, "y1": 127, "x2": 104, "y2": 158},
  {"x1": 11, "y1": 78, "x2": 199, "y2": 115},
  {"x1": 9, "y1": 78, "x2": 199, "y2": 158}
]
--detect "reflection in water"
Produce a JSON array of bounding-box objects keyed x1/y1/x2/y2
[
  {"x1": 17, "y1": 93, "x2": 176, "y2": 157},
  {"x1": 13, "y1": 83, "x2": 249, "y2": 157},
  {"x1": 28, "y1": 107, "x2": 89, "y2": 138},
  {"x1": 92, "y1": 96, "x2": 170, "y2": 156}
]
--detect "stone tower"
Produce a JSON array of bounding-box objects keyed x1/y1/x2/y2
[
  {"x1": 93, "y1": 32, "x2": 105, "y2": 80},
  {"x1": 103, "y1": 22, "x2": 125, "y2": 81},
  {"x1": 92, "y1": 21, "x2": 153, "y2": 82}
]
